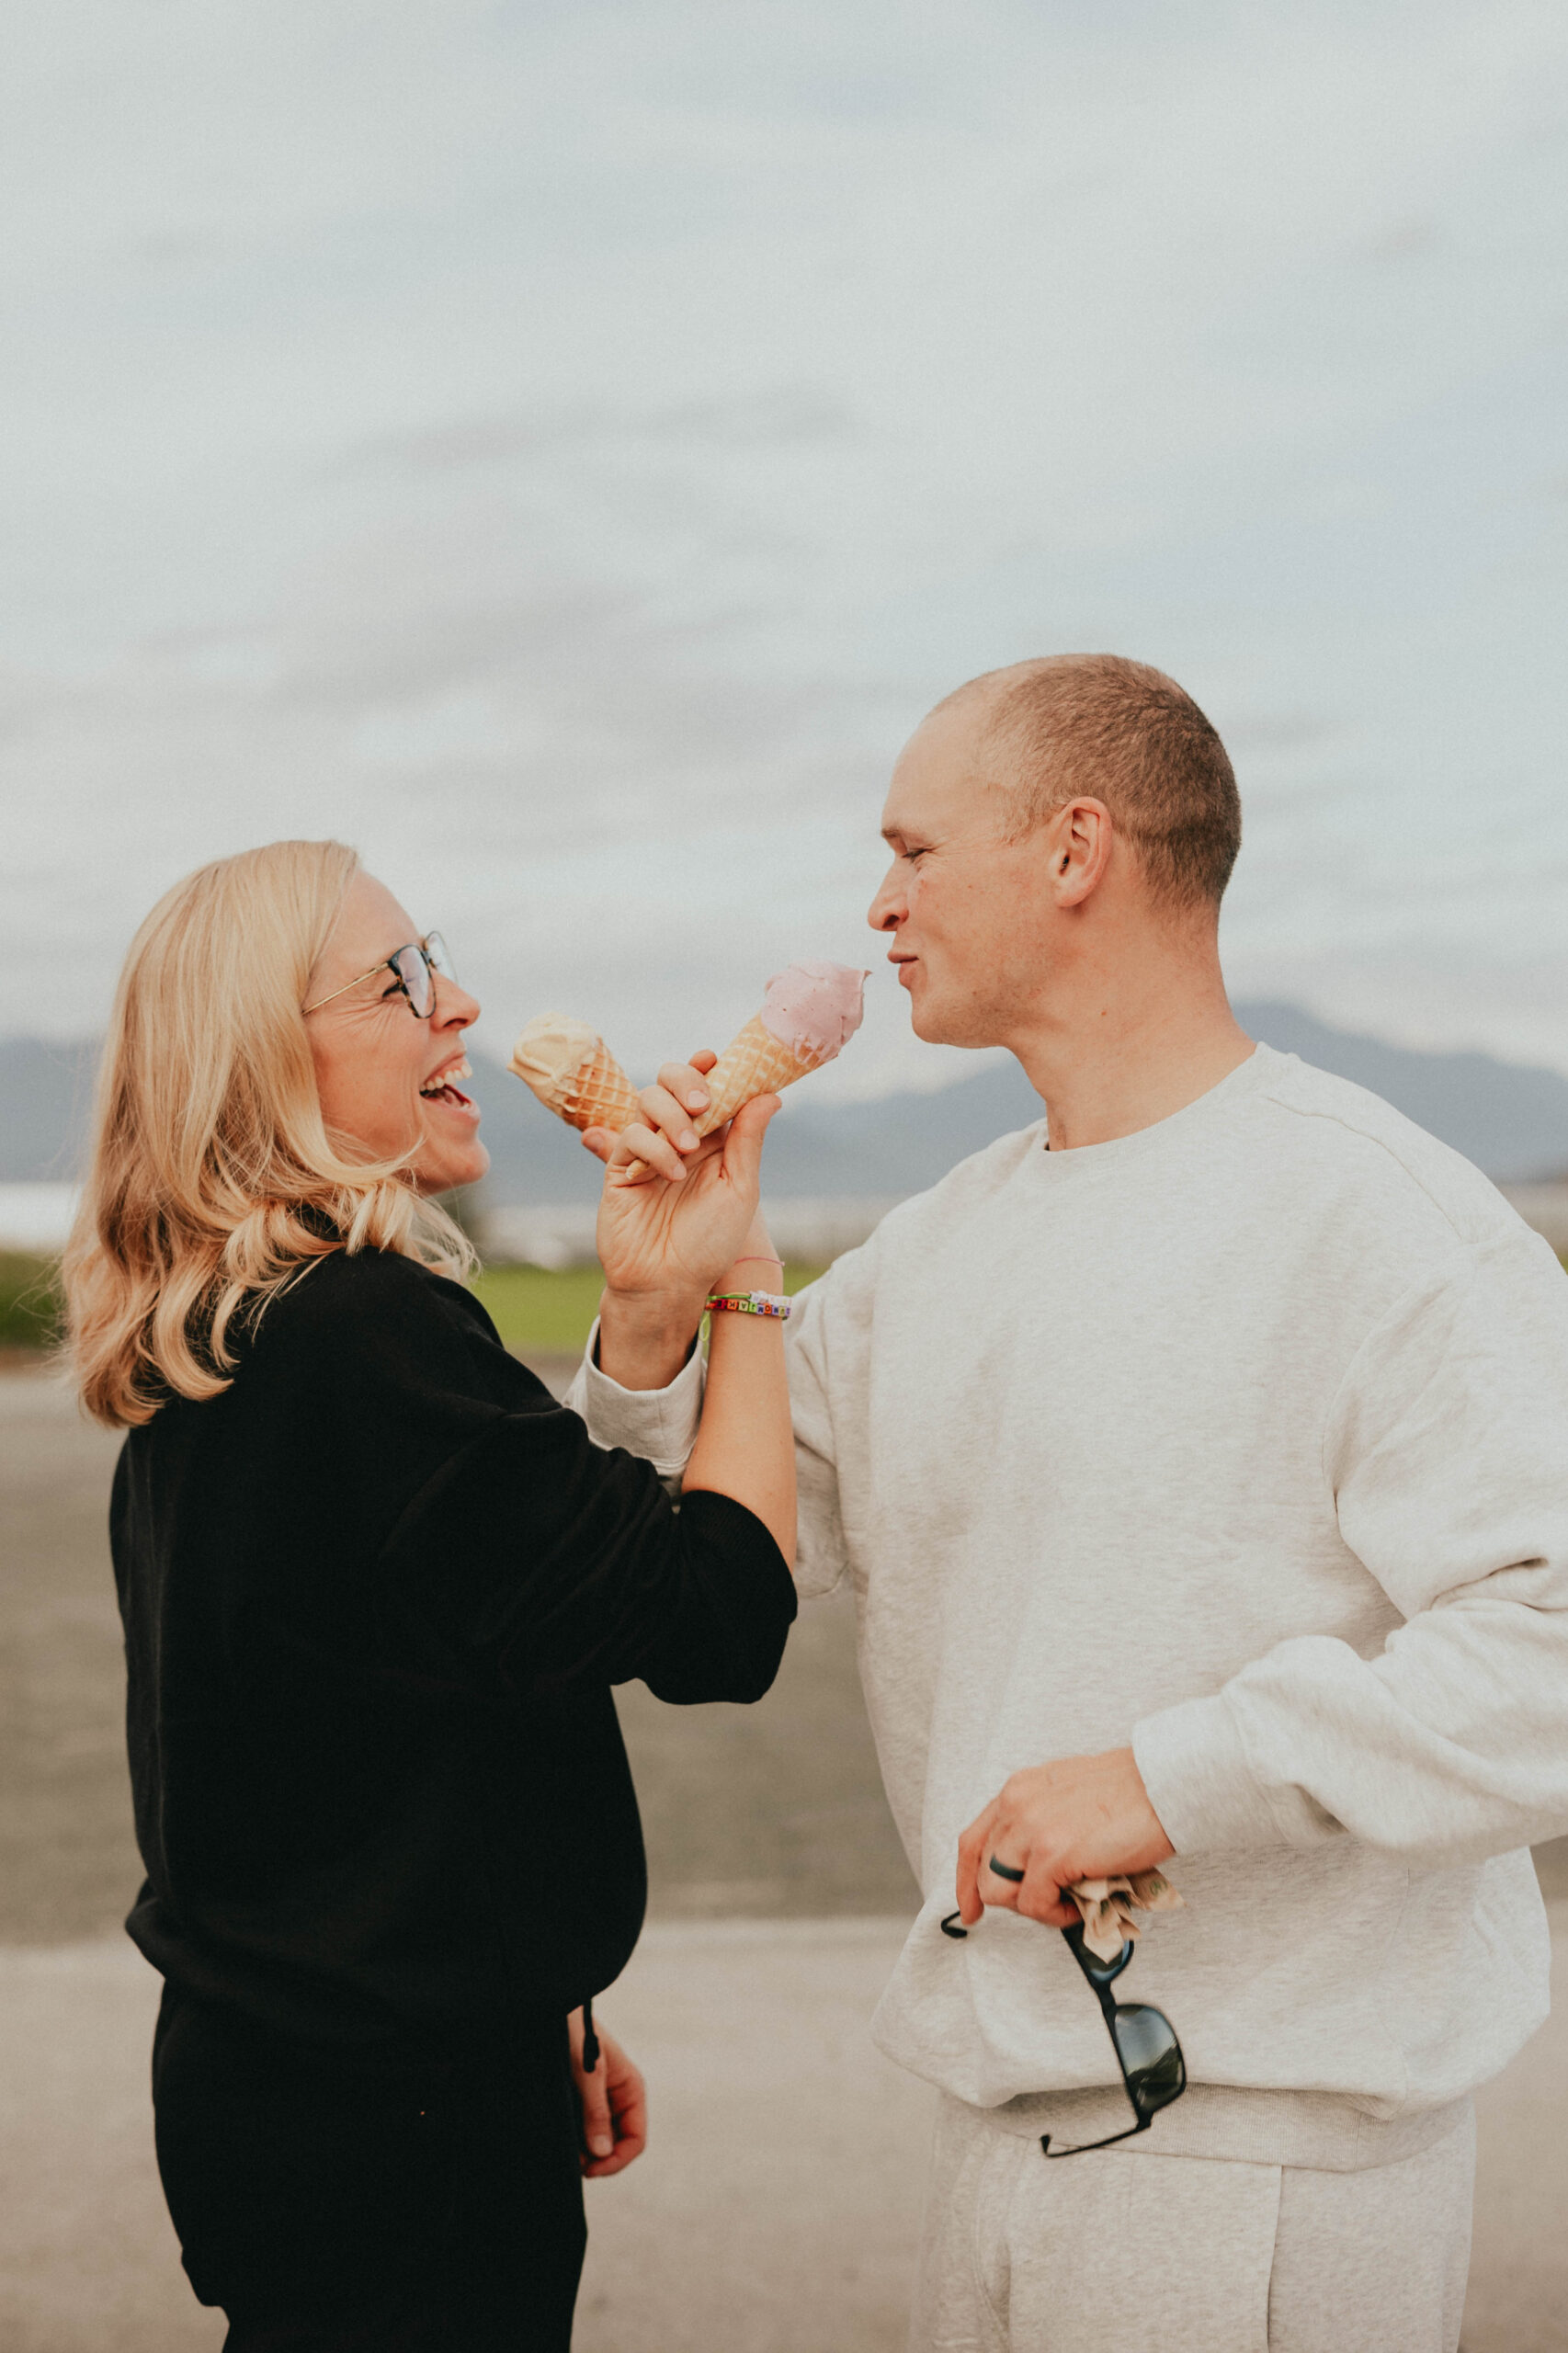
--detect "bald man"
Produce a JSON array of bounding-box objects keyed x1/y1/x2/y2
[{"x1": 574, "y1": 655, "x2": 1568, "y2": 2352}]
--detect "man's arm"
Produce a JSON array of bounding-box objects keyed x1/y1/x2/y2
[
  {"x1": 1135, "y1": 1232, "x2": 1568, "y2": 1867},
  {"x1": 959, "y1": 1229, "x2": 1568, "y2": 1919},
  {"x1": 564, "y1": 1321, "x2": 706, "y2": 1495},
  {"x1": 569, "y1": 1262, "x2": 855, "y2": 1597},
  {"x1": 779, "y1": 1272, "x2": 852, "y2": 1598}
]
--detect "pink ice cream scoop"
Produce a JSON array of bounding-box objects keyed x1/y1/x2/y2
[
  {"x1": 759, "y1": 961, "x2": 869, "y2": 1061},
  {"x1": 694, "y1": 961, "x2": 869, "y2": 1133}
]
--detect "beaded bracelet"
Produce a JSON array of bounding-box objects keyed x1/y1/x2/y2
[{"x1": 706, "y1": 1289, "x2": 792, "y2": 1320}]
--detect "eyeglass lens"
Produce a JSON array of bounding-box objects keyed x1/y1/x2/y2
[
  {"x1": 391, "y1": 934, "x2": 456, "y2": 1018},
  {"x1": 1109, "y1": 2003, "x2": 1186, "y2": 2114},
  {"x1": 392, "y1": 947, "x2": 435, "y2": 1017}
]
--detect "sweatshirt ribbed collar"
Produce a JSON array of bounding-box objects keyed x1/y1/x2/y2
[{"x1": 1028, "y1": 1040, "x2": 1283, "y2": 1185}]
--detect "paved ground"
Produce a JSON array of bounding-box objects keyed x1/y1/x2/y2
[
  {"x1": 3, "y1": 1364, "x2": 1567, "y2": 2349},
  {"x1": 3, "y1": 1913, "x2": 1566, "y2": 2352}
]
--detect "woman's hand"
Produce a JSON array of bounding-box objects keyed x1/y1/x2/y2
[
  {"x1": 569, "y1": 2008, "x2": 648, "y2": 2178},
  {"x1": 593, "y1": 1052, "x2": 797, "y2": 1561},
  {"x1": 583, "y1": 1051, "x2": 779, "y2": 1385}
]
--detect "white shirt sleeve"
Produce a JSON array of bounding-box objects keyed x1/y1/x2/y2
[
  {"x1": 564, "y1": 1316, "x2": 705, "y2": 1494},
  {"x1": 785, "y1": 1276, "x2": 851, "y2": 1599},
  {"x1": 1134, "y1": 1229, "x2": 1568, "y2": 1868},
  {"x1": 565, "y1": 1277, "x2": 858, "y2": 1590}
]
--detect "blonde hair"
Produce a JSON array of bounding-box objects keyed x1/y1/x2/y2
[{"x1": 63, "y1": 840, "x2": 475, "y2": 1428}]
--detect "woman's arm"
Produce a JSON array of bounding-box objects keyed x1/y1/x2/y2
[
  {"x1": 241, "y1": 1245, "x2": 790, "y2": 1703},
  {"x1": 586, "y1": 1048, "x2": 756, "y2": 1388},
  {"x1": 682, "y1": 1242, "x2": 795, "y2": 1568},
  {"x1": 585, "y1": 1056, "x2": 796, "y2": 1567}
]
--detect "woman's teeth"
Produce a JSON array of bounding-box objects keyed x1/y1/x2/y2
[{"x1": 419, "y1": 1055, "x2": 472, "y2": 1102}]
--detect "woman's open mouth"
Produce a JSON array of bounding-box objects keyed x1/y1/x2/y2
[{"x1": 418, "y1": 1053, "x2": 478, "y2": 1115}]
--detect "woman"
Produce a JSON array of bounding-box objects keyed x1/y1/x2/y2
[{"x1": 63, "y1": 840, "x2": 796, "y2": 2351}]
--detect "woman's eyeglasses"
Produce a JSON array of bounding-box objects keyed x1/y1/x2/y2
[
  {"x1": 939, "y1": 1908, "x2": 1186, "y2": 2157},
  {"x1": 303, "y1": 933, "x2": 456, "y2": 1021}
]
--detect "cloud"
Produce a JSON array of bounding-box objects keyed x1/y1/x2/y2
[
  {"x1": 333, "y1": 386, "x2": 858, "y2": 477},
  {"x1": 2, "y1": 0, "x2": 1566, "y2": 1091}
]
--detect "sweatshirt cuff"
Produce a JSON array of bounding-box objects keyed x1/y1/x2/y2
[
  {"x1": 565, "y1": 1316, "x2": 705, "y2": 1480},
  {"x1": 1132, "y1": 1690, "x2": 1288, "y2": 1857}
]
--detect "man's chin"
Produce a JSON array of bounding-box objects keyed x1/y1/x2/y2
[
  {"x1": 908, "y1": 995, "x2": 998, "y2": 1052},
  {"x1": 907, "y1": 991, "x2": 963, "y2": 1048}
]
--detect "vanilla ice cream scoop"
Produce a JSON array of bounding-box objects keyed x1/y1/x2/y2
[{"x1": 508, "y1": 1015, "x2": 642, "y2": 1134}]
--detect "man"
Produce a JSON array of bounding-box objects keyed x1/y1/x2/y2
[{"x1": 574, "y1": 654, "x2": 1568, "y2": 2351}]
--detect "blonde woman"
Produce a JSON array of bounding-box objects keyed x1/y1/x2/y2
[{"x1": 65, "y1": 842, "x2": 796, "y2": 2353}]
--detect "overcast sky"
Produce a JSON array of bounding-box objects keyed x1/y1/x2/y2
[{"x1": 4, "y1": 0, "x2": 1567, "y2": 1098}]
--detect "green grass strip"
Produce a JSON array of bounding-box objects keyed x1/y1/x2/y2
[
  {"x1": 0, "y1": 1253, "x2": 62, "y2": 1351},
  {"x1": 472, "y1": 1262, "x2": 825, "y2": 1354}
]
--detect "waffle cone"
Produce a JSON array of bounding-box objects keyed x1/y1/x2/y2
[
  {"x1": 562, "y1": 1040, "x2": 643, "y2": 1134},
  {"x1": 511, "y1": 1035, "x2": 642, "y2": 1134},
  {"x1": 696, "y1": 1013, "x2": 821, "y2": 1134}
]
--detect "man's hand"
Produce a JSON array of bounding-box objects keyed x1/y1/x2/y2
[
  {"x1": 956, "y1": 1747, "x2": 1174, "y2": 1929},
  {"x1": 569, "y1": 2009, "x2": 648, "y2": 2179}
]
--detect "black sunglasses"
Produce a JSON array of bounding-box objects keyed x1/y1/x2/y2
[
  {"x1": 303, "y1": 932, "x2": 456, "y2": 1020},
  {"x1": 940, "y1": 1909, "x2": 1186, "y2": 2157}
]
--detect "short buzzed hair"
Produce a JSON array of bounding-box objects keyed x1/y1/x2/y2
[{"x1": 949, "y1": 654, "x2": 1242, "y2": 911}]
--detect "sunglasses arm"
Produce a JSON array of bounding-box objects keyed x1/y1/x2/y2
[
  {"x1": 1044, "y1": 1924, "x2": 1153, "y2": 2154},
  {"x1": 1040, "y1": 2114, "x2": 1152, "y2": 2158},
  {"x1": 937, "y1": 1912, "x2": 1173, "y2": 2161}
]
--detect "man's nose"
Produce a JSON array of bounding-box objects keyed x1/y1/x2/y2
[{"x1": 868, "y1": 865, "x2": 905, "y2": 933}]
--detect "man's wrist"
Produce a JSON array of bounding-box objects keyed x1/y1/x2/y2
[{"x1": 597, "y1": 1286, "x2": 705, "y2": 1391}]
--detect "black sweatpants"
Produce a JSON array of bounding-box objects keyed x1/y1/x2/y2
[{"x1": 152, "y1": 1987, "x2": 587, "y2": 2352}]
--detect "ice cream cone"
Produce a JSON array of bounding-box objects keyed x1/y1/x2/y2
[
  {"x1": 510, "y1": 1016, "x2": 642, "y2": 1134},
  {"x1": 692, "y1": 963, "x2": 869, "y2": 1134},
  {"x1": 558, "y1": 1039, "x2": 642, "y2": 1133},
  {"x1": 511, "y1": 963, "x2": 866, "y2": 1144},
  {"x1": 696, "y1": 1013, "x2": 822, "y2": 1134}
]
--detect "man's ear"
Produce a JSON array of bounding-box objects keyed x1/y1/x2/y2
[{"x1": 1045, "y1": 798, "x2": 1113, "y2": 909}]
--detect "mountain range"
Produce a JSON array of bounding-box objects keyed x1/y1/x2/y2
[{"x1": 6, "y1": 1003, "x2": 1568, "y2": 1199}]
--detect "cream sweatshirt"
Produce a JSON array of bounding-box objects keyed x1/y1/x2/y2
[{"x1": 572, "y1": 1047, "x2": 1568, "y2": 2166}]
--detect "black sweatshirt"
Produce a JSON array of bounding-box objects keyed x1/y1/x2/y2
[{"x1": 110, "y1": 1247, "x2": 795, "y2": 2055}]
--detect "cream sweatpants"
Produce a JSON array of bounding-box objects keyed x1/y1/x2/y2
[{"x1": 910, "y1": 2097, "x2": 1475, "y2": 2353}]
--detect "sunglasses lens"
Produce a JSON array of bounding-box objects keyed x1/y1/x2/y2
[
  {"x1": 393, "y1": 945, "x2": 435, "y2": 1017},
  {"x1": 424, "y1": 932, "x2": 456, "y2": 982},
  {"x1": 1111, "y1": 2004, "x2": 1186, "y2": 2115}
]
